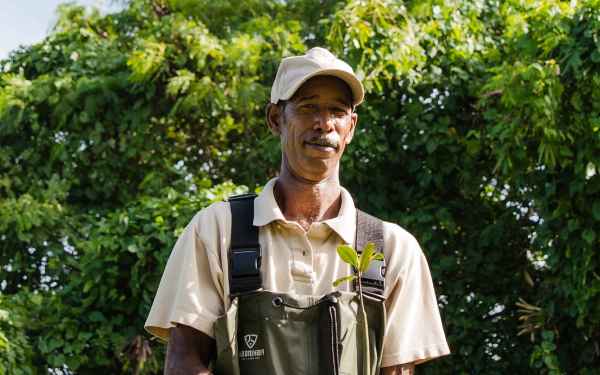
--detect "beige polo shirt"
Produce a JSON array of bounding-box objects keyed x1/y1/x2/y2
[{"x1": 145, "y1": 178, "x2": 450, "y2": 366}]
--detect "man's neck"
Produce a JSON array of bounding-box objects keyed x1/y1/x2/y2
[{"x1": 274, "y1": 166, "x2": 342, "y2": 232}]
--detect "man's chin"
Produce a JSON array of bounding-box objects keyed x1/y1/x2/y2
[
  {"x1": 302, "y1": 148, "x2": 339, "y2": 161},
  {"x1": 293, "y1": 160, "x2": 339, "y2": 182}
]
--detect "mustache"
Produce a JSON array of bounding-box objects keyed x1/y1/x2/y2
[{"x1": 305, "y1": 134, "x2": 340, "y2": 148}]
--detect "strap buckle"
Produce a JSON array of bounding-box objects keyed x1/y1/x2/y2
[
  {"x1": 229, "y1": 247, "x2": 262, "y2": 295},
  {"x1": 230, "y1": 247, "x2": 262, "y2": 276}
]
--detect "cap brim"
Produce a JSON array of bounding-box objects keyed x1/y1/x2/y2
[{"x1": 276, "y1": 68, "x2": 364, "y2": 106}]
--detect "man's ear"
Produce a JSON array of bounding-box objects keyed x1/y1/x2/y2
[
  {"x1": 265, "y1": 103, "x2": 283, "y2": 135},
  {"x1": 345, "y1": 112, "x2": 358, "y2": 144}
]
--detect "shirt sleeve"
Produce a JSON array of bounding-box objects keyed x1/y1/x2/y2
[
  {"x1": 144, "y1": 206, "x2": 226, "y2": 341},
  {"x1": 381, "y1": 222, "x2": 450, "y2": 367}
]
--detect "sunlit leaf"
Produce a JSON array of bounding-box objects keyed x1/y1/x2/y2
[
  {"x1": 337, "y1": 245, "x2": 359, "y2": 269},
  {"x1": 333, "y1": 274, "x2": 357, "y2": 287},
  {"x1": 358, "y1": 242, "x2": 376, "y2": 273}
]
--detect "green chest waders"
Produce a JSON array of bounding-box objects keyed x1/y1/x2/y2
[{"x1": 213, "y1": 194, "x2": 387, "y2": 375}]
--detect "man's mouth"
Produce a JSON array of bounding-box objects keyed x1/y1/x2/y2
[{"x1": 304, "y1": 138, "x2": 339, "y2": 151}]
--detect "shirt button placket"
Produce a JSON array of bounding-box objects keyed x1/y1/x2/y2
[{"x1": 300, "y1": 232, "x2": 315, "y2": 283}]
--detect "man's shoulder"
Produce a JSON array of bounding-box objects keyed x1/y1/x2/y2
[
  {"x1": 354, "y1": 209, "x2": 422, "y2": 256},
  {"x1": 381, "y1": 220, "x2": 418, "y2": 245},
  {"x1": 355, "y1": 209, "x2": 418, "y2": 245},
  {"x1": 380, "y1": 219, "x2": 424, "y2": 261},
  {"x1": 188, "y1": 200, "x2": 231, "y2": 232}
]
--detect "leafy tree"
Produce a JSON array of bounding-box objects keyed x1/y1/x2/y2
[{"x1": 0, "y1": 0, "x2": 598, "y2": 373}]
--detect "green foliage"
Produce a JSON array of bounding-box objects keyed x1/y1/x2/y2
[
  {"x1": 0, "y1": 293, "x2": 35, "y2": 375},
  {"x1": 127, "y1": 39, "x2": 167, "y2": 82},
  {"x1": 0, "y1": 0, "x2": 599, "y2": 373}
]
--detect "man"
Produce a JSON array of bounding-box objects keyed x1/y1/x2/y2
[{"x1": 145, "y1": 47, "x2": 450, "y2": 374}]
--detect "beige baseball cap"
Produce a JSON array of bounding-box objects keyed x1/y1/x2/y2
[{"x1": 270, "y1": 47, "x2": 364, "y2": 106}]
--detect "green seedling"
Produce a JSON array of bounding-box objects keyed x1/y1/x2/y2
[{"x1": 333, "y1": 242, "x2": 384, "y2": 375}]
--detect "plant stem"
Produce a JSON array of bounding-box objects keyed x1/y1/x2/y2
[{"x1": 357, "y1": 270, "x2": 371, "y2": 375}]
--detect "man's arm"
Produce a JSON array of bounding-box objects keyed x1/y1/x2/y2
[
  {"x1": 164, "y1": 324, "x2": 215, "y2": 375},
  {"x1": 382, "y1": 363, "x2": 416, "y2": 375}
]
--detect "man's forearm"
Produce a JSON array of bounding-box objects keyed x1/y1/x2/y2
[
  {"x1": 165, "y1": 324, "x2": 215, "y2": 375},
  {"x1": 382, "y1": 363, "x2": 415, "y2": 375}
]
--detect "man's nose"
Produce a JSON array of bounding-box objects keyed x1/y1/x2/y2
[{"x1": 313, "y1": 108, "x2": 335, "y2": 132}]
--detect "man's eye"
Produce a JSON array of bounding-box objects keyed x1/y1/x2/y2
[{"x1": 300, "y1": 104, "x2": 317, "y2": 111}]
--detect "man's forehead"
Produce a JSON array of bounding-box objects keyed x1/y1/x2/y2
[{"x1": 291, "y1": 75, "x2": 353, "y2": 105}]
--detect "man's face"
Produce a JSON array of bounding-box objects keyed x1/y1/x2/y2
[{"x1": 269, "y1": 75, "x2": 358, "y2": 182}]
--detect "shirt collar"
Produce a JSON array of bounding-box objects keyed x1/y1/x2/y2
[
  {"x1": 321, "y1": 186, "x2": 356, "y2": 245},
  {"x1": 253, "y1": 178, "x2": 286, "y2": 226},
  {"x1": 253, "y1": 178, "x2": 357, "y2": 245}
]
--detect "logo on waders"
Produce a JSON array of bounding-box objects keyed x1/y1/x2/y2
[
  {"x1": 240, "y1": 333, "x2": 264, "y2": 360},
  {"x1": 244, "y1": 334, "x2": 258, "y2": 349}
]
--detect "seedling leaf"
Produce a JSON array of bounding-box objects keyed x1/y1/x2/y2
[
  {"x1": 372, "y1": 252, "x2": 384, "y2": 261},
  {"x1": 359, "y1": 242, "x2": 376, "y2": 272},
  {"x1": 333, "y1": 274, "x2": 357, "y2": 287},
  {"x1": 337, "y1": 245, "x2": 359, "y2": 269}
]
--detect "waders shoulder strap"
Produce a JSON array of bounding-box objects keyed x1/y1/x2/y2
[
  {"x1": 228, "y1": 194, "x2": 262, "y2": 295},
  {"x1": 355, "y1": 210, "x2": 386, "y2": 296}
]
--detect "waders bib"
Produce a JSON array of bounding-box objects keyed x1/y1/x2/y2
[{"x1": 214, "y1": 194, "x2": 387, "y2": 375}]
